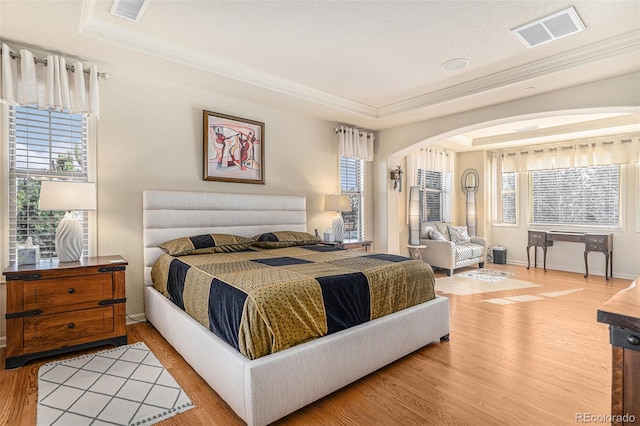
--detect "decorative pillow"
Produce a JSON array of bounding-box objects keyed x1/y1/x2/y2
[
  {"x1": 428, "y1": 227, "x2": 446, "y2": 240},
  {"x1": 421, "y1": 222, "x2": 436, "y2": 239},
  {"x1": 448, "y1": 226, "x2": 471, "y2": 244},
  {"x1": 252, "y1": 231, "x2": 322, "y2": 248},
  {"x1": 159, "y1": 234, "x2": 254, "y2": 256},
  {"x1": 435, "y1": 222, "x2": 451, "y2": 241}
]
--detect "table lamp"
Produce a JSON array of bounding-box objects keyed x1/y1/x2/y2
[
  {"x1": 325, "y1": 194, "x2": 352, "y2": 243},
  {"x1": 38, "y1": 181, "x2": 96, "y2": 262}
]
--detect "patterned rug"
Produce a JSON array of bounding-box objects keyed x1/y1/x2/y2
[
  {"x1": 455, "y1": 269, "x2": 515, "y2": 282},
  {"x1": 436, "y1": 276, "x2": 541, "y2": 295},
  {"x1": 37, "y1": 342, "x2": 194, "y2": 426}
]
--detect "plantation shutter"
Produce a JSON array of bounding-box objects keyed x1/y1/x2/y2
[
  {"x1": 8, "y1": 106, "x2": 89, "y2": 261},
  {"x1": 530, "y1": 165, "x2": 620, "y2": 226},
  {"x1": 418, "y1": 169, "x2": 452, "y2": 222},
  {"x1": 340, "y1": 156, "x2": 364, "y2": 240}
]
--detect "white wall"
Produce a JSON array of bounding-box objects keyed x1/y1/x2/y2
[
  {"x1": 0, "y1": 68, "x2": 346, "y2": 337},
  {"x1": 375, "y1": 72, "x2": 640, "y2": 279}
]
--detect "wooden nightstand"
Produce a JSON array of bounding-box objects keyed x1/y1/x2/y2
[
  {"x1": 3, "y1": 255, "x2": 128, "y2": 369},
  {"x1": 321, "y1": 239, "x2": 373, "y2": 252}
]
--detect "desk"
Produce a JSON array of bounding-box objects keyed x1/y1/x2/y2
[
  {"x1": 526, "y1": 230, "x2": 613, "y2": 279},
  {"x1": 597, "y1": 280, "x2": 640, "y2": 424}
]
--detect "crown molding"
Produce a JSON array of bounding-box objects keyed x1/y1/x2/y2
[
  {"x1": 78, "y1": 1, "x2": 639, "y2": 121},
  {"x1": 472, "y1": 113, "x2": 640, "y2": 146},
  {"x1": 78, "y1": 5, "x2": 377, "y2": 118},
  {"x1": 378, "y1": 31, "x2": 640, "y2": 117}
]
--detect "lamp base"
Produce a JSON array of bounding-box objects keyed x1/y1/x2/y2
[
  {"x1": 55, "y1": 212, "x2": 83, "y2": 262},
  {"x1": 332, "y1": 214, "x2": 345, "y2": 243}
]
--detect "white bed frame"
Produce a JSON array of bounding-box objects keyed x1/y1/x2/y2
[{"x1": 143, "y1": 190, "x2": 450, "y2": 426}]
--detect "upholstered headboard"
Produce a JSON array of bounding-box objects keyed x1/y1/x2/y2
[{"x1": 143, "y1": 190, "x2": 307, "y2": 286}]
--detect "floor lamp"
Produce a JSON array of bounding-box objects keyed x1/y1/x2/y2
[
  {"x1": 461, "y1": 169, "x2": 479, "y2": 236},
  {"x1": 409, "y1": 186, "x2": 421, "y2": 246},
  {"x1": 39, "y1": 181, "x2": 96, "y2": 262}
]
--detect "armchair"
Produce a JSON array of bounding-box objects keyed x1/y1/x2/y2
[{"x1": 419, "y1": 222, "x2": 487, "y2": 276}]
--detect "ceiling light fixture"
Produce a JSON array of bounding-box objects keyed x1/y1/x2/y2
[
  {"x1": 441, "y1": 58, "x2": 469, "y2": 71},
  {"x1": 512, "y1": 6, "x2": 585, "y2": 48}
]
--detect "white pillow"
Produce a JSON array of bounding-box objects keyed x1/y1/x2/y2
[
  {"x1": 428, "y1": 227, "x2": 445, "y2": 240},
  {"x1": 448, "y1": 225, "x2": 471, "y2": 243}
]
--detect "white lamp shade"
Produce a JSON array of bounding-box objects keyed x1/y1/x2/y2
[
  {"x1": 325, "y1": 194, "x2": 351, "y2": 212},
  {"x1": 39, "y1": 181, "x2": 96, "y2": 211}
]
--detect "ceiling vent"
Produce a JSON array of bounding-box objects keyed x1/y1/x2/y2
[
  {"x1": 110, "y1": 0, "x2": 150, "y2": 23},
  {"x1": 512, "y1": 6, "x2": 585, "y2": 48}
]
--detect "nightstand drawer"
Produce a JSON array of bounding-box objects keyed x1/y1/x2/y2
[
  {"x1": 23, "y1": 306, "x2": 115, "y2": 349},
  {"x1": 588, "y1": 243, "x2": 605, "y2": 251},
  {"x1": 23, "y1": 273, "x2": 114, "y2": 311},
  {"x1": 587, "y1": 235, "x2": 606, "y2": 244}
]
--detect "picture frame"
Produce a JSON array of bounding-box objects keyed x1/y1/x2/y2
[{"x1": 203, "y1": 110, "x2": 265, "y2": 184}]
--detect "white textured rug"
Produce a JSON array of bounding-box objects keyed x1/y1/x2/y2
[
  {"x1": 436, "y1": 276, "x2": 541, "y2": 295},
  {"x1": 455, "y1": 269, "x2": 515, "y2": 282},
  {"x1": 37, "y1": 342, "x2": 194, "y2": 426}
]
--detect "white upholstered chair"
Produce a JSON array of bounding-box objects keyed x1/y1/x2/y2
[{"x1": 419, "y1": 222, "x2": 487, "y2": 276}]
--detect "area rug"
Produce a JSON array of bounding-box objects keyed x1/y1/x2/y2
[
  {"x1": 37, "y1": 342, "x2": 194, "y2": 426},
  {"x1": 455, "y1": 269, "x2": 515, "y2": 282},
  {"x1": 436, "y1": 276, "x2": 541, "y2": 295}
]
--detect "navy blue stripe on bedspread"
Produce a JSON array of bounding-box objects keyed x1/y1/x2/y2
[
  {"x1": 167, "y1": 258, "x2": 189, "y2": 310},
  {"x1": 208, "y1": 278, "x2": 247, "y2": 351},
  {"x1": 316, "y1": 272, "x2": 370, "y2": 334}
]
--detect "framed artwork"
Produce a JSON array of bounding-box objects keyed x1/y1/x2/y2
[{"x1": 203, "y1": 110, "x2": 265, "y2": 184}]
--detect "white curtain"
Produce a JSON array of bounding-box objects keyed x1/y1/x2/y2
[
  {"x1": 407, "y1": 146, "x2": 453, "y2": 185},
  {"x1": 495, "y1": 135, "x2": 639, "y2": 172},
  {"x1": 1, "y1": 43, "x2": 100, "y2": 116},
  {"x1": 337, "y1": 125, "x2": 374, "y2": 161}
]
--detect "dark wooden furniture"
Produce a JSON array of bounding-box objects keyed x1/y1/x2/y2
[
  {"x1": 526, "y1": 230, "x2": 613, "y2": 279},
  {"x1": 2, "y1": 255, "x2": 128, "y2": 369},
  {"x1": 597, "y1": 280, "x2": 640, "y2": 425},
  {"x1": 320, "y1": 239, "x2": 373, "y2": 252}
]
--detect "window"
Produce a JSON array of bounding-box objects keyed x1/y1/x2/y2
[
  {"x1": 340, "y1": 156, "x2": 364, "y2": 240},
  {"x1": 418, "y1": 169, "x2": 452, "y2": 222},
  {"x1": 530, "y1": 165, "x2": 620, "y2": 227},
  {"x1": 500, "y1": 172, "x2": 517, "y2": 224},
  {"x1": 8, "y1": 106, "x2": 90, "y2": 261}
]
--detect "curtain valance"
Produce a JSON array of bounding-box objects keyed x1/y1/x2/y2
[
  {"x1": 492, "y1": 135, "x2": 639, "y2": 172},
  {"x1": 337, "y1": 125, "x2": 374, "y2": 161},
  {"x1": 406, "y1": 145, "x2": 453, "y2": 187},
  {"x1": 0, "y1": 43, "x2": 101, "y2": 117}
]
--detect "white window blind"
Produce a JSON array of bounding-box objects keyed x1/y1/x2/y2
[
  {"x1": 340, "y1": 156, "x2": 364, "y2": 240},
  {"x1": 501, "y1": 172, "x2": 517, "y2": 224},
  {"x1": 8, "y1": 106, "x2": 89, "y2": 261},
  {"x1": 418, "y1": 169, "x2": 452, "y2": 222},
  {"x1": 530, "y1": 165, "x2": 620, "y2": 226}
]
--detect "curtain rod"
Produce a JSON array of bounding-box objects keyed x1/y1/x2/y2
[
  {"x1": 1, "y1": 49, "x2": 110, "y2": 80},
  {"x1": 334, "y1": 124, "x2": 376, "y2": 138}
]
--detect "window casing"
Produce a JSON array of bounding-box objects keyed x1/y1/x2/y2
[
  {"x1": 340, "y1": 157, "x2": 364, "y2": 240},
  {"x1": 418, "y1": 169, "x2": 452, "y2": 222},
  {"x1": 8, "y1": 106, "x2": 90, "y2": 261},
  {"x1": 529, "y1": 165, "x2": 620, "y2": 227}
]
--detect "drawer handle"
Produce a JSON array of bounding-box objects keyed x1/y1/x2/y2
[
  {"x1": 68, "y1": 288, "x2": 75, "y2": 294},
  {"x1": 628, "y1": 335, "x2": 640, "y2": 346},
  {"x1": 68, "y1": 323, "x2": 75, "y2": 329}
]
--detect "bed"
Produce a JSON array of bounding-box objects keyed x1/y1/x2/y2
[{"x1": 143, "y1": 190, "x2": 450, "y2": 426}]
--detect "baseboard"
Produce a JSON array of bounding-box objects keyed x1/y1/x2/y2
[
  {"x1": 501, "y1": 260, "x2": 638, "y2": 281},
  {"x1": 126, "y1": 312, "x2": 147, "y2": 324}
]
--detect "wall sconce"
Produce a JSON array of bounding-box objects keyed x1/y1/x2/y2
[{"x1": 390, "y1": 165, "x2": 403, "y2": 192}]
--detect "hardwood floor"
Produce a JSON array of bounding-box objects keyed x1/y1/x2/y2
[{"x1": 0, "y1": 264, "x2": 634, "y2": 425}]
